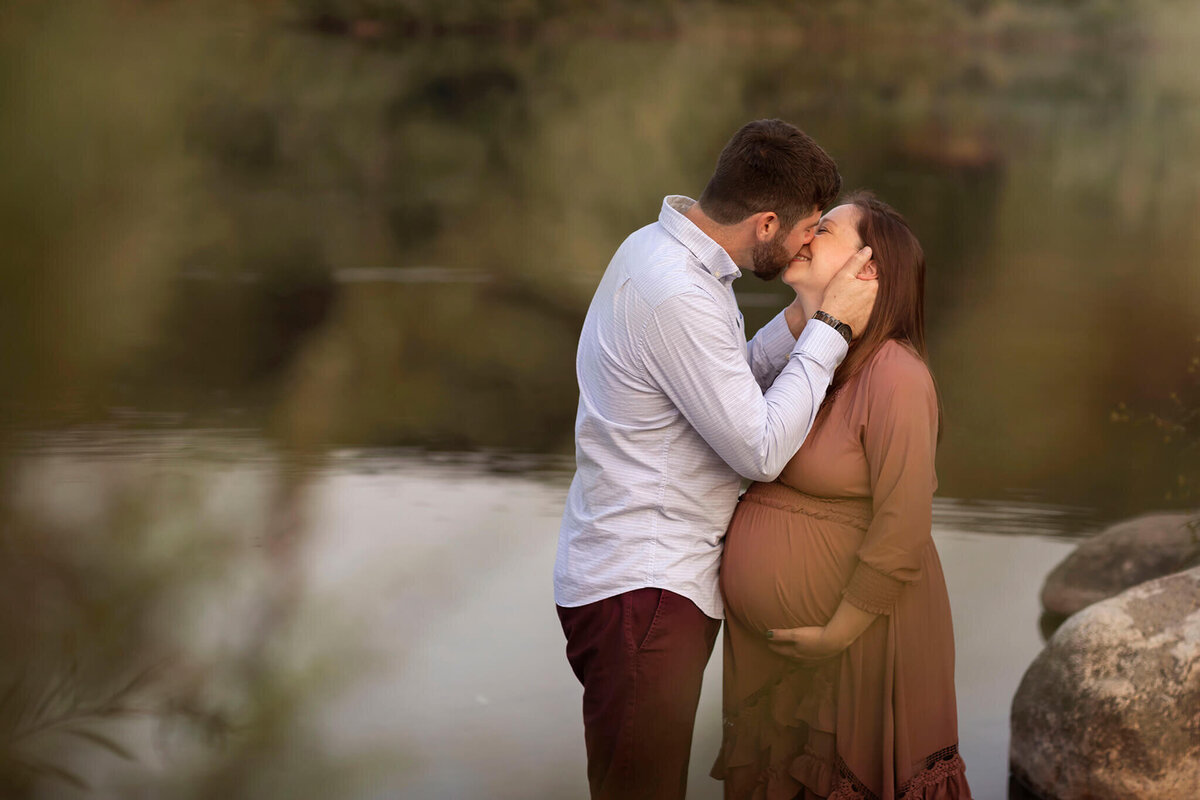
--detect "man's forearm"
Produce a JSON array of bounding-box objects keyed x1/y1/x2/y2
[{"x1": 821, "y1": 598, "x2": 879, "y2": 650}]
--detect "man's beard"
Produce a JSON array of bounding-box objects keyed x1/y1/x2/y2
[{"x1": 749, "y1": 235, "x2": 792, "y2": 282}]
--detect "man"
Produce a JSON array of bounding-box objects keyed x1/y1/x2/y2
[{"x1": 554, "y1": 119, "x2": 877, "y2": 799}]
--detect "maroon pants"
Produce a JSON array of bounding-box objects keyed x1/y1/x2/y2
[{"x1": 557, "y1": 588, "x2": 721, "y2": 800}]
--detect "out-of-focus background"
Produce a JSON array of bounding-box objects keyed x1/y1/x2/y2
[{"x1": 1, "y1": 1, "x2": 1197, "y2": 798}]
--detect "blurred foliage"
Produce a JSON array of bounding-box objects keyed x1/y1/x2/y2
[
  {"x1": 1, "y1": 0, "x2": 1199, "y2": 794},
  {"x1": 1111, "y1": 339, "x2": 1200, "y2": 505},
  {"x1": 0, "y1": 452, "x2": 237, "y2": 794},
  {"x1": 0, "y1": 445, "x2": 388, "y2": 797},
  {"x1": 2, "y1": 0, "x2": 1198, "y2": 506},
  {"x1": 283, "y1": 0, "x2": 1164, "y2": 39}
]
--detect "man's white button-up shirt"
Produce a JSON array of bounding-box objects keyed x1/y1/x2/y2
[{"x1": 554, "y1": 196, "x2": 848, "y2": 619}]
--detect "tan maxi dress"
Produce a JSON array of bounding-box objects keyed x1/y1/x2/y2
[{"x1": 712, "y1": 340, "x2": 971, "y2": 800}]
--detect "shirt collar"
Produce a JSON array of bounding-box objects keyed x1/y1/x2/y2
[{"x1": 658, "y1": 196, "x2": 742, "y2": 281}]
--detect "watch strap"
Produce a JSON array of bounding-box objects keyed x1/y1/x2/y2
[{"x1": 812, "y1": 310, "x2": 853, "y2": 344}]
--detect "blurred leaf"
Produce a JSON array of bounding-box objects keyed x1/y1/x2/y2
[
  {"x1": 19, "y1": 758, "x2": 89, "y2": 790},
  {"x1": 28, "y1": 666, "x2": 73, "y2": 731},
  {"x1": 0, "y1": 672, "x2": 26, "y2": 726},
  {"x1": 64, "y1": 728, "x2": 136, "y2": 761},
  {"x1": 110, "y1": 663, "x2": 165, "y2": 705}
]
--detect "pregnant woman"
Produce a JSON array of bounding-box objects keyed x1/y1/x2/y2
[{"x1": 712, "y1": 193, "x2": 971, "y2": 799}]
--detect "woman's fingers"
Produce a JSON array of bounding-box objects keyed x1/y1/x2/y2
[
  {"x1": 765, "y1": 625, "x2": 842, "y2": 663},
  {"x1": 766, "y1": 640, "x2": 833, "y2": 664},
  {"x1": 818, "y1": 248, "x2": 877, "y2": 336},
  {"x1": 766, "y1": 626, "x2": 818, "y2": 643}
]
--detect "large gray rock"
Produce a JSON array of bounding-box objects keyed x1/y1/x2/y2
[
  {"x1": 1041, "y1": 512, "x2": 1200, "y2": 617},
  {"x1": 1011, "y1": 568, "x2": 1200, "y2": 800}
]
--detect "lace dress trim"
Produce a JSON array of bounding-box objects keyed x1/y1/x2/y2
[{"x1": 829, "y1": 746, "x2": 968, "y2": 800}]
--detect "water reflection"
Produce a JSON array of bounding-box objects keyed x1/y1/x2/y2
[
  {"x1": 931, "y1": 497, "x2": 1099, "y2": 540},
  {"x1": 3, "y1": 4, "x2": 1197, "y2": 514},
  {"x1": 0, "y1": 439, "x2": 1083, "y2": 798},
  {"x1": 0, "y1": 433, "x2": 395, "y2": 798}
]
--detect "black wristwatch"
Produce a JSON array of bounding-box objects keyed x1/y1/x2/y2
[{"x1": 812, "y1": 310, "x2": 853, "y2": 344}]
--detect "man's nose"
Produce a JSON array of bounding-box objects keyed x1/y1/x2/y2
[{"x1": 802, "y1": 230, "x2": 816, "y2": 245}]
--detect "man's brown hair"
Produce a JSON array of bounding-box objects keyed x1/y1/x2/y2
[{"x1": 698, "y1": 119, "x2": 841, "y2": 230}]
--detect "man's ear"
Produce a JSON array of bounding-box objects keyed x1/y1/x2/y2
[
  {"x1": 754, "y1": 212, "x2": 780, "y2": 241},
  {"x1": 857, "y1": 259, "x2": 879, "y2": 280}
]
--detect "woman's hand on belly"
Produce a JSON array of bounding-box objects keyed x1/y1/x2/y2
[
  {"x1": 765, "y1": 599, "x2": 879, "y2": 662},
  {"x1": 764, "y1": 625, "x2": 841, "y2": 662}
]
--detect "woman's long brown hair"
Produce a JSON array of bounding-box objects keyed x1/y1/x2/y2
[{"x1": 816, "y1": 191, "x2": 943, "y2": 438}]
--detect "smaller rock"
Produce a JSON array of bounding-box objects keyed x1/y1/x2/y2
[
  {"x1": 1011, "y1": 568, "x2": 1200, "y2": 800},
  {"x1": 1041, "y1": 512, "x2": 1200, "y2": 617}
]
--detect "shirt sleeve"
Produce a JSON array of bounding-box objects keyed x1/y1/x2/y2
[
  {"x1": 842, "y1": 349, "x2": 939, "y2": 614},
  {"x1": 746, "y1": 309, "x2": 798, "y2": 392},
  {"x1": 638, "y1": 291, "x2": 847, "y2": 483}
]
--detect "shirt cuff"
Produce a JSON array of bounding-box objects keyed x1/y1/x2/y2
[
  {"x1": 842, "y1": 561, "x2": 905, "y2": 615},
  {"x1": 758, "y1": 310, "x2": 799, "y2": 372},
  {"x1": 793, "y1": 316, "x2": 849, "y2": 369}
]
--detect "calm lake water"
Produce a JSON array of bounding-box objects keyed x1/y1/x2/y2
[
  {"x1": 7, "y1": 437, "x2": 1087, "y2": 798},
  {"x1": 2, "y1": 2, "x2": 1198, "y2": 798}
]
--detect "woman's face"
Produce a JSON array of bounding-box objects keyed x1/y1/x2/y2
[{"x1": 782, "y1": 204, "x2": 865, "y2": 294}]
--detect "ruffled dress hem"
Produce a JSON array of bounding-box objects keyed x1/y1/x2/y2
[{"x1": 712, "y1": 664, "x2": 971, "y2": 800}]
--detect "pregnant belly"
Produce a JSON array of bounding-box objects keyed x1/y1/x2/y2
[{"x1": 720, "y1": 487, "x2": 866, "y2": 633}]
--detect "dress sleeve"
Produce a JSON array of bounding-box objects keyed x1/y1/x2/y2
[{"x1": 842, "y1": 348, "x2": 939, "y2": 615}]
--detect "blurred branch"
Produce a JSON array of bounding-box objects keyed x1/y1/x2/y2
[{"x1": 1112, "y1": 337, "x2": 1200, "y2": 504}]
